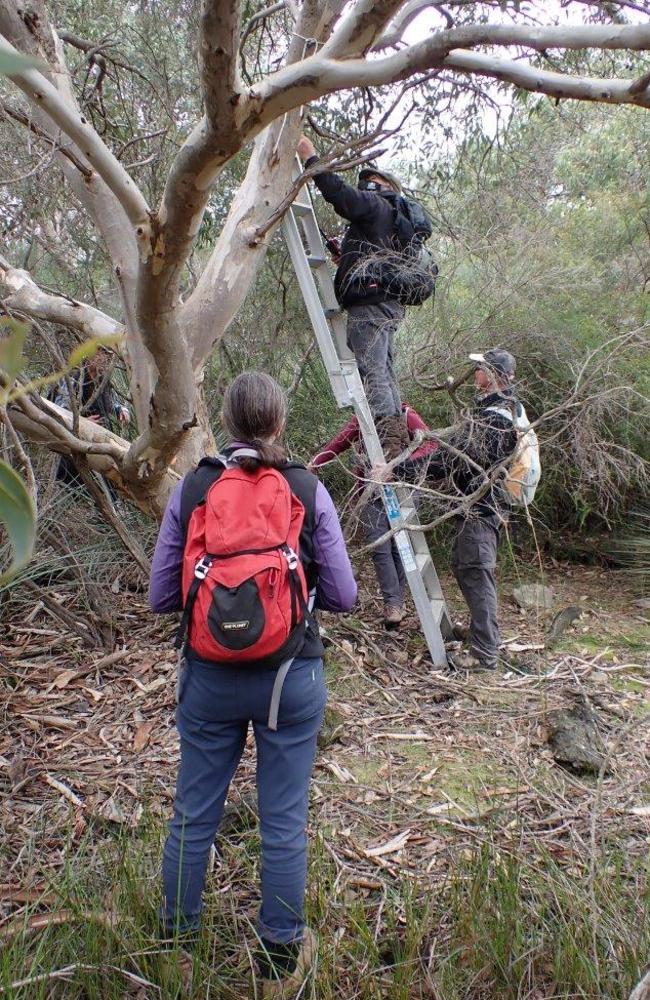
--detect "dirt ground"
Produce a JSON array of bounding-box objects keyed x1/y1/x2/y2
[{"x1": 1, "y1": 558, "x2": 648, "y2": 898}]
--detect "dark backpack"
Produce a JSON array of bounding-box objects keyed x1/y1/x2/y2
[
  {"x1": 372, "y1": 196, "x2": 438, "y2": 307},
  {"x1": 176, "y1": 450, "x2": 311, "y2": 667}
]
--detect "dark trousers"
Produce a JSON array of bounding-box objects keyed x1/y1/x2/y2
[
  {"x1": 451, "y1": 514, "x2": 503, "y2": 660},
  {"x1": 346, "y1": 301, "x2": 404, "y2": 420},
  {"x1": 162, "y1": 655, "x2": 326, "y2": 944},
  {"x1": 360, "y1": 497, "x2": 406, "y2": 607}
]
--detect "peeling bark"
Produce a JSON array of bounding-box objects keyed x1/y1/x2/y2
[
  {"x1": 3, "y1": 0, "x2": 650, "y2": 521},
  {"x1": 8, "y1": 399, "x2": 180, "y2": 518},
  {"x1": 1, "y1": 257, "x2": 124, "y2": 340}
]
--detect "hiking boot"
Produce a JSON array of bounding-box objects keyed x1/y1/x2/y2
[
  {"x1": 383, "y1": 604, "x2": 406, "y2": 630},
  {"x1": 448, "y1": 650, "x2": 497, "y2": 671},
  {"x1": 377, "y1": 413, "x2": 410, "y2": 461},
  {"x1": 451, "y1": 620, "x2": 470, "y2": 642},
  {"x1": 159, "y1": 941, "x2": 195, "y2": 996},
  {"x1": 177, "y1": 949, "x2": 194, "y2": 995},
  {"x1": 258, "y1": 928, "x2": 316, "y2": 998}
]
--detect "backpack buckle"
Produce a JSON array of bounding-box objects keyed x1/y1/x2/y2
[
  {"x1": 282, "y1": 546, "x2": 299, "y2": 571},
  {"x1": 194, "y1": 556, "x2": 212, "y2": 580}
]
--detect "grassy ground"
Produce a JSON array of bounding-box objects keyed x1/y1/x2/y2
[{"x1": 1, "y1": 561, "x2": 648, "y2": 998}]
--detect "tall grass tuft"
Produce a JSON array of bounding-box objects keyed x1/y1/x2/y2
[{"x1": 2, "y1": 818, "x2": 648, "y2": 998}]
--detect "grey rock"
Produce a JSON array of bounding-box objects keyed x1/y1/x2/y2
[
  {"x1": 513, "y1": 583, "x2": 555, "y2": 611},
  {"x1": 547, "y1": 696, "x2": 609, "y2": 776},
  {"x1": 318, "y1": 704, "x2": 345, "y2": 750}
]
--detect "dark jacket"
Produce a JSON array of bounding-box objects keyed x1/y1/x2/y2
[
  {"x1": 400, "y1": 389, "x2": 520, "y2": 518},
  {"x1": 54, "y1": 370, "x2": 123, "y2": 428},
  {"x1": 308, "y1": 156, "x2": 400, "y2": 308}
]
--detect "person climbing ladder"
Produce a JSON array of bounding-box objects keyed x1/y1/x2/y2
[{"x1": 297, "y1": 134, "x2": 435, "y2": 459}]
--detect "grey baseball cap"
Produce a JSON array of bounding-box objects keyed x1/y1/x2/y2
[
  {"x1": 358, "y1": 165, "x2": 402, "y2": 193},
  {"x1": 469, "y1": 348, "x2": 516, "y2": 380}
]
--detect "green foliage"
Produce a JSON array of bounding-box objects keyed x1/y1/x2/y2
[
  {"x1": 0, "y1": 320, "x2": 36, "y2": 582},
  {"x1": 1, "y1": 821, "x2": 647, "y2": 998},
  {"x1": 0, "y1": 458, "x2": 36, "y2": 585}
]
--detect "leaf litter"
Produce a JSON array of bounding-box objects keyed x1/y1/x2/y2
[{"x1": 0, "y1": 563, "x2": 648, "y2": 991}]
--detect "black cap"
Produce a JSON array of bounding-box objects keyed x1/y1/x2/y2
[{"x1": 469, "y1": 348, "x2": 516, "y2": 380}]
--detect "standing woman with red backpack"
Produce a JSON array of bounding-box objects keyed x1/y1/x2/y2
[{"x1": 149, "y1": 372, "x2": 357, "y2": 996}]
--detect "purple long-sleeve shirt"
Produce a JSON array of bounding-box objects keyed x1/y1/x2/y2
[{"x1": 149, "y1": 461, "x2": 357, "y2": 615}]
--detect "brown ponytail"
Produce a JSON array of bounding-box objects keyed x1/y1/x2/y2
[{"x1": 221, "y1": 372, "x2": 288, "y2": 472}]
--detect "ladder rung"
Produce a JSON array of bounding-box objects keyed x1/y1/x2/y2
[
  {"x1": 292, "y1": 201, "x2": 311, "y2": 217},
  {"x1": 400, "y1": 505, "x2": 417, "y2": 524},
  {"x1": 416, "y1": 551, "x2": 431, "y2": 574},
  {"x1": 430, "y1": 601, "x2": 446, "y2": 624},
  {"x1": 307, "y1": 255, "x2": 327, "y2": 267}
]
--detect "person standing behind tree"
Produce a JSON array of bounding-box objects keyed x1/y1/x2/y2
[
  {"x1": 54, "y1": 347, "x2": 130, "y2": 486},
  {"x1": 297, "y1": 134, "x2": 431, "y2": 460},
  {"x1": 310, "y1": 402, "x2": 437, "y2": 629},
  {"x1": 150, "y1": 372, "x2": 356, "y2": 997}
]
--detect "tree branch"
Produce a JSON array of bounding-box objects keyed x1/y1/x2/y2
[
  {"x1": 240, "y1": 1, "x2": 286, "y2": 50},
  {"x1": 0, "y1": 7, "x2": 155, "y2": 433},
  {"x1": 249, "y1": 22, "x2": 650, "y2": 121},
  {"x1": 442, "y1": 48, "x2": 650, "y2": 109},
  {"x1": 181, "y1": 115, "x2": 304, "y2": 368},
  {"x1": 157, "y1": 0, "x2": 335, "y2": 370},
  {"x1": 0, "y1": 99, "x2": 92, "y2": 177},
  {"x1": 321, "y1": 0, "x2": 404, "y2": 58},
  {"x1": 8, "y1": 394, "x2": 180, "y2": 515},
  {"x1": 0, "y1": 255, "x2": 125, "y2": 341},
  {"x1": 201, "y1": 0, "x2": 243, "y2": 131},
  {"x1": 11, "y1": 395, "x2": 127, "y2": 463},
  {"x1": 375, "y1": 0, "x2": 440, "y2": 50},
  {"x1": 0, "y1": 35, "x2": 152, "y2": 250}
]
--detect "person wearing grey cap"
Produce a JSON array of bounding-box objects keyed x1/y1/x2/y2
[
  {"x1": 376, "y1": 347, "x2": 521, "y2": 670},
  {"x1": 297, "y1": 134, "x2": 430, "y2": 460}
]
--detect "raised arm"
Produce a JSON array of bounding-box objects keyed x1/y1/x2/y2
[
  {"x1": 304, "y1": 153, "x2": 391, "y2": 225},
  {"x1": 311, "y1": 416, "x2": 361, "y2": 467}
]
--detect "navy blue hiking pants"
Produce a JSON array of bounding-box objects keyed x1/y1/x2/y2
[{"x1": 162, "y1": 655, "x2": 326, "y2": 944}]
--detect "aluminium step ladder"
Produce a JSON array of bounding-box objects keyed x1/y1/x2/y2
[{"x1": 282, "y1": 167, "x2": 454, "y2": 666}]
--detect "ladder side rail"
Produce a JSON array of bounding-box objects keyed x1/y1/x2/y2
[
  {"x1": 282, "y1": 212, "x2": 351, "y2": 407},
  {"x1": 284, "y1": 176, "x2": 451, "y2": 664}
]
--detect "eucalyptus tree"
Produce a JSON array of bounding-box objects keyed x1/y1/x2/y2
[{"x1": 1, "y1": 0, "x2": 650, "y2": 515}]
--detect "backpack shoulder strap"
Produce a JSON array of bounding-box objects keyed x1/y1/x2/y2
[
  {"x1": 179, "y1": 458, "x2": 225, "y2": 536},
  {"x1": 180, "y1": 448, "x2": 264, "y2": 533},
  {"x1": 484, "y1": 405, "x2": 514, "y2": 422},
  {"x1": 485, "y1": 402, "x2": 530, "y2": 431}
]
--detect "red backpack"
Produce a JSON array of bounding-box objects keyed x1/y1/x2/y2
[{"x1": 176, "y1": 450, "x2": 311, "y2": 666}]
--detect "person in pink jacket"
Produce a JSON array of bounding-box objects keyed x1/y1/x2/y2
[{"x1": 310, "y1": 404, "x2": 437, "y2": 628}]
